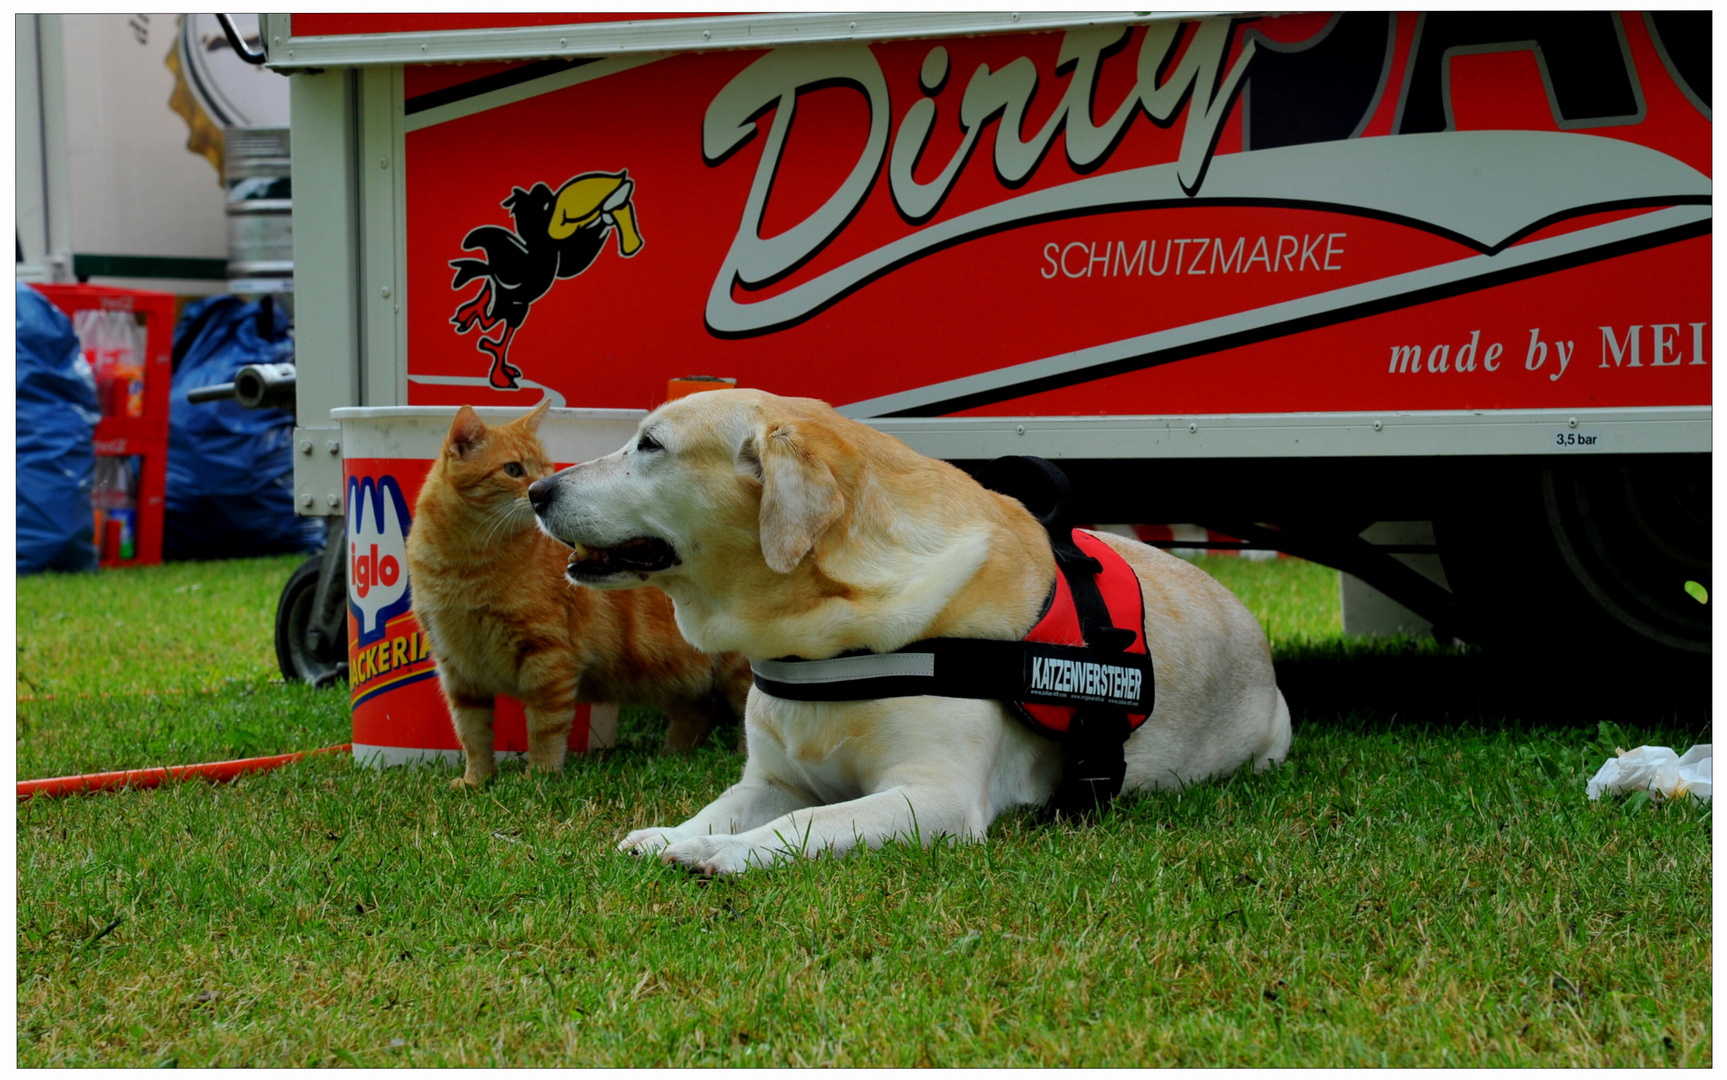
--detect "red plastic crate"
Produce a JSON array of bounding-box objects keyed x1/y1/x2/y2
[{"x1": 31, "y1": 284, "x2": 175, "y2": 569}]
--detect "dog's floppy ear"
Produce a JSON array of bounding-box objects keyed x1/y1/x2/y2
[
  {"x1": 518, "y1": 398, "x2": 552, "y2": 433},
  {"x1": 740, "y1": 421, "x2": 843, "y2": 574},
  {"x1": 444, "y1": 405, "x2": 488, "y2": 459}
]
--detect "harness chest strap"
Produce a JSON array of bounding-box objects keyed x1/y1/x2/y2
[{"x1": 749, "y1": 635, "x2": 1152, "y2": 714}]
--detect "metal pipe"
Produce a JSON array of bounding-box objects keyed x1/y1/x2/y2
[
  {"x1": 215, "y1": 13, "x2": 267, "y2": 65},
  {"x1": 233, "y1": 362, "x2": 297, "y2": 410},
  {"x1": 185, "y1": 382, "x2": 238, "y2": 404},
  {"x1": 186, "y1": 364, "x2": 297, "y2": 410}
]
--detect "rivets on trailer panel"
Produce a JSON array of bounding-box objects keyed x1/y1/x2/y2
[
  {"x1": 559, "y1": 37, "x2": 567, "y2": 48},
  {"x1": 326, "y1": 440, "x2": 341, "y2": 456},
  {"x1": 300, "y1": 493, "x2": 313, "y2": 508},
  {"x1": 1569, "y1": 417, "x2": 1579, "y2": 428},
  {"x1": 1011, "y1": 12, "x2": 1021, "y2": 22},
  {"x1": 1016, "y1": 425, "x2": 1025, "y2": 436},
  {"x1": 420, "y1": 43, "x2": 428, "y2": 53},
  {"x1": 326, "y1": 494, "x2": 342, "y2": 509},
  {"x1": 702, "y1": 29, "x2": 711, "y2": 39},
  {"x1": 849, "y1": 21, "x2": 857, "y2": 30},
  {"x1": 379, "y1": 156, "x2": 389, "y2": 169},
  {"x1": 381, "y1": 286, "x2": 392, "y2": 299},
  {"x1": 1373, "y1": 420, "x2": 1383, "y2": 431},
  {"x1": 299, "y1": 439, "x2": 313, "y2": 455},
  {"x1": 1188, "y1": 422, "x2": 1198, "y2": 433}
]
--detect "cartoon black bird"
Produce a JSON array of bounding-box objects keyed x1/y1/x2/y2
[{"x1": 450, "y1": 170, "x2": 643, "y2": 389}]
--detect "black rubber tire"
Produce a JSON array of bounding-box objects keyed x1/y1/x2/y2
[
  {"x1": 1436, "y1": 455, "x2": 1710, "y2": 670},
  {"x1": 274, "y1": 554, "x2": 348, "y2": 687}
]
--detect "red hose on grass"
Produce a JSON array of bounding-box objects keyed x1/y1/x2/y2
[{"x1": 17, "y1": 744, "x2": 351, "y2": 800}]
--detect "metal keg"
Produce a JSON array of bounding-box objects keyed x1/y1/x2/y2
[{"x1": 225, "y1": 126, "x2": 293, "y2": 303}]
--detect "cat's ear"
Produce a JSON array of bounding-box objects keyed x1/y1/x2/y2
[
  {"x1": 445, "y1": 405, "x2": 487, "y2": 459},
  {"x1": 520, "y1": 399, "x2": 552, "y2": 433},
  {"x1": 744, "y1": 420, "x2": 843, "y2": 574}
]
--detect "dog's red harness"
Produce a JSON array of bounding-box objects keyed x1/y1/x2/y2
[
  {"x1": 1008, "y1": 529, "x2": 1150, "y2": 736},
  {"x1": 750, "y1": 457, "x2": 1155, "y2": 817}
]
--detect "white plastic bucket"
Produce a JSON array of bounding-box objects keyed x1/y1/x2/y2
[{"x1": 333, "y1": 405, "x2": 646, "y2": 767}]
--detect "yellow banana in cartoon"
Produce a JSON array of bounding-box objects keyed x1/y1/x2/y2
[{"x1": 549, "y1": 170, "x2": 643, "y2": 256}]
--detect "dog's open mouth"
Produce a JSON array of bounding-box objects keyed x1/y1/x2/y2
[{"x1": 566, "y1": 536, "x2": 679, "y2": 580}]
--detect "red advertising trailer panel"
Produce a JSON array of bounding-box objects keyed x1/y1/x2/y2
[{"x1": 341, "y1": 14, "x2": 1712, "y2": 421}]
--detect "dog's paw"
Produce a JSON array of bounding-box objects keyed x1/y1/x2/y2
[
  {"x1": 658, "y1": 834, "x2": 771, "y2": 877},
  {"x1": 618, "y1": 827, "x2": 681, "y2": 857},
  {"x1": 449, "y1": 771, "x2": 492, "y2": 790}
]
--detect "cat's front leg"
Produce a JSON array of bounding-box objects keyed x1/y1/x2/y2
[
  {"x1": 518, "y1": 659, "x2": 579, "y2": 774},
  {"x1": 445, "y1": 689, "x2": 497, "y2": 787},
  {"x1": 523, "y1": 702, "x2": 573, "y2": 773}
]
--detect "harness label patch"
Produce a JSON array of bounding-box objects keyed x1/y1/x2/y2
[{"x1": 1023, "y1": 646, "x2": 1149, "y2": 711}]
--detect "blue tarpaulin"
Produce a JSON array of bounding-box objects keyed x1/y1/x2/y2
[
  {"x1": 16, "y1": 283, "x2": 100, "y2": 574},
  {"x1": 165, "y1": 296, "x2": 324, "y2": 560}
]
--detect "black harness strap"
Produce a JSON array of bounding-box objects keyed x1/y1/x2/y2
[{"x1": 978, "y1": 457, "x2": 1137, "y2": 818}]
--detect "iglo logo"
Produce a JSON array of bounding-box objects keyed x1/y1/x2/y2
[{"x1": 347, "y1": 475, "x2": 414, "y2": 645}]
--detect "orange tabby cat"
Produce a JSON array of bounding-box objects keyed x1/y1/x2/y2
[{"x1": 405, "y1": 401, "x2": 752, "y2": 786}]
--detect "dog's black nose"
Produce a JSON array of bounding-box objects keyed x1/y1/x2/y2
[{"x1": 528, "y1": 478, "x2": 556, "y2": 514}]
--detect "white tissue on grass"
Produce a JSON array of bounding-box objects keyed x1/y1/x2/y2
[{"x1": 1586, "y1": 744, "x2": 1712, "y2": 803}]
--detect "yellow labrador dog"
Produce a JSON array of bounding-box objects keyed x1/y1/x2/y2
[{"x1": 530, "y1": 390, "x2": 1289, "y2": 874}]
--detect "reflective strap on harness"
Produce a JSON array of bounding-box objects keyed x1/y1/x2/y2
[
  {"x1": 753, "y1": 652, "x2": 935, "y2": 687},
  {"x1": 751, "y1": 638, "x2": 1152, "y2": 713}
]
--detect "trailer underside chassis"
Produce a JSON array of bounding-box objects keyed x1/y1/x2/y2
[
  {"x1": 273, "y1": 452, "x2": 1706, "y2": 687},
  {"x1": 965, "y1": 452, "x2": 1711, "y2": 664}
]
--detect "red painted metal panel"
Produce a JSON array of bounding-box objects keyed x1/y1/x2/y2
[{"x1": 396, "y1": 13, "x2": 1711, "y2": 418}]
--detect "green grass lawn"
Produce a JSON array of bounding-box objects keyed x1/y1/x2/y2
[{"x1": 15, "y1": 555, "x2": 1711, "y2": 1066}]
